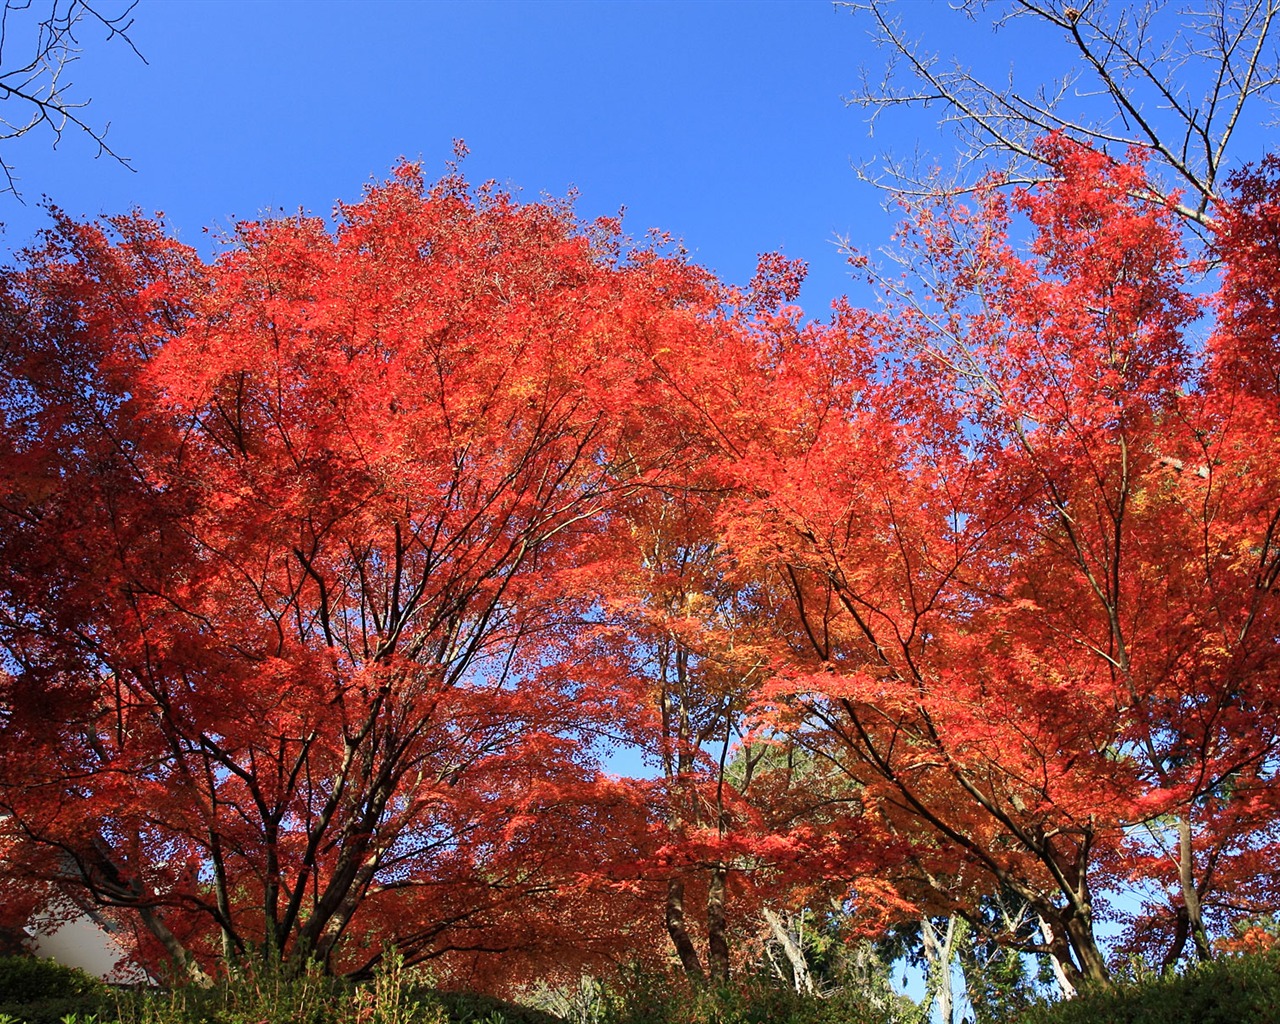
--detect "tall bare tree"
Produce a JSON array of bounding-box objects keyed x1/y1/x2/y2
[
  {"x1": 0, "y1": 0, "x2": 141, "y2": 198},
  {"x1": 844, "y1": 0, "x2": 1280, "y2": 231}
]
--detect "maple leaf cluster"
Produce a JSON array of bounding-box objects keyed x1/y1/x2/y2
[{"x1": 1, "y1": 143, "x2": 1278, "y2": 990}]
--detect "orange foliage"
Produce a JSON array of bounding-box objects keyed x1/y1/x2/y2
[{"x1": 3, "y1": 146, "x2": 1280, "y2": 991}]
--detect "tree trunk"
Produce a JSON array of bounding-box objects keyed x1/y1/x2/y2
[
  {"x1": 81, "y1": 837, "x2": 212, "y2": 987},
  {"x1": 922, "y1": 915, "x2": 960, "y2": 1024},
  {"x1": 1038, "y1": 915, "x2": 1077, "y2": 1000},
  {"x1": 665, "y1": 877, "x2": 705, "y2": 982},
  {"x1": 1160, "y1": 906, "x2": 1191, "y2": 972},
  {"x1": 137, "y1": 906, "x2": 212, "y2": 988},
  {"x1": 1063, "y1": 910, "x2": 1111, "y2": 987},
  {"x1": 706, "y1": 863, "x2": 730, "y2": 983},
  {"x1": 763, "y1": 908, "x2": 815, "y2": 994},
  {"x1": 1176, "y1": 814, "x2": 1213, "y2": 961}
]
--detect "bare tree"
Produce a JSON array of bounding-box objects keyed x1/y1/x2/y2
[
  {"x1": 843, "y1": 0, "x2": 1280, "y2": 230},
  {"x1": 0, "y1": 0, "x2": 142, "y2": 199}
]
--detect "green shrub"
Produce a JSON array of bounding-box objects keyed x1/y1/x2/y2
[
  {"x1": 1015, "y1": 950, "x2": 1280, "y2": 1024},
  {"x1": 0, "y1": 954, "x2": 110, "y2": 1024},
  {"x1": 421, "y1": 989, "x2": 562, "y2": 1024},
  {"x1": 0, "y1": 956, "x2": 106, "y2": 1003},
  {"x1": 114, "y1": 959, "x2": 347, "y2": 1024},
  {"x1": 596, "y1": 970, "x2": 915, "y2": 1024},
  {"x1": 109, "y1": 955, "x2": 560, "y2": 1024}
]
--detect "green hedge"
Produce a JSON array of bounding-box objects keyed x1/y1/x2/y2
[
  {"x1": 0, "y1": 955, "x2": 111, "y2": 1024},
  {"x1": 425, "y1": 989, "x2": 563, "y2": 1024},
  {"x1": 596, "y1": 973, "x2": 916, "y2": 1024},
  {"x1": 1016, "y1": 951, "x2": 1280, "y2": 1024}
]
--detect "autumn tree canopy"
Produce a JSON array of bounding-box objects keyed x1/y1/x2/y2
[
  {"x1": 0, "y1": 162, "x2": 732, "y2": 985},
  {"x1": 2, "y1": 144, "x2": 1280, "y2": 995},
  {"x1": 712, "y1": 142, "x2": 1280, "y2": 987}
]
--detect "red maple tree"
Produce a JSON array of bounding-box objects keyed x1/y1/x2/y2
[
  {"x1": 710, "y1": 142, "x2": 1280, "y2": 985},
  {"x1": 0, "y1": 163, "x2": 717, "y2": 983},
  {"x1": 3, "y1": 145, "x2": 1280, "y2": 995}
]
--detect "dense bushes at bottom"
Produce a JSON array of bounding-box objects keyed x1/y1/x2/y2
[
  {"x1": 594, "y1": 953, "x2": 1280, "y2": 1024},
  {"x1": 1014, "y1": 950, "x2": 1280, "y2": 1024},
  {"x1": 0, "y1": 954, "x2": 559, "y2": 1024},
  {"x1": 588, "y1": 972, "x2": 917, "y2": 1024},
  {"x1": 0, "y1": 956, "x2": 917, "y2": 1024},
  {"x1": 2, "y1": 950, "x2": 1279, "y2": 1024},
  {"x1": 0, "y1": 956, "x2": 111, "y2": 1024}
]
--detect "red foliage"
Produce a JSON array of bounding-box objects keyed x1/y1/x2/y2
[
  {"x1": 0, "y1": 166, "x2": 717, "y2": 983},
  {"x1": 3, "y1": 146, "x2": 1280, "y2": 991},
  {"x1": 708, "y1": 141, "x2": 1280, "y2": 983}
]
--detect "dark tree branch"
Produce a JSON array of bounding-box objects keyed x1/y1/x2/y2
[
  {"x1": 842, "y1": 0, "x2": 1280, "y2": 240},
  {"x1": 0, "y1": 0, "x2": 144, "y2": 199}
]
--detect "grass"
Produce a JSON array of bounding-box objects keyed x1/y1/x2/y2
[{"x1": 2, "y1": 949, "x2": 1277, "y2": 1024}]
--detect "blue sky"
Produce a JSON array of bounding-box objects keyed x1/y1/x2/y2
[
  {"x1": 0, "y1": 0, "x2": 984, "y2": 312},
  {"x1": 3, "y1": 2, "x2": 1274, "y2": 310}
]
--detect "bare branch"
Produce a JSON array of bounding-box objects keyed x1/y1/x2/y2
[
  {"x1": 842, "y1": 0, "x2": 1280, "y2": 239},
  {"x1": 0, "y1": 0, "x2": 144, "y2": 200}
]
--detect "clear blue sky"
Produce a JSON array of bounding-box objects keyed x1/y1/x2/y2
[
  {"x1": 2, "y1": 2, "x2": 1275, "y2": 311},
  {"x1": 0, "y1": 0, "x2": 976, "y2": 313}
]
